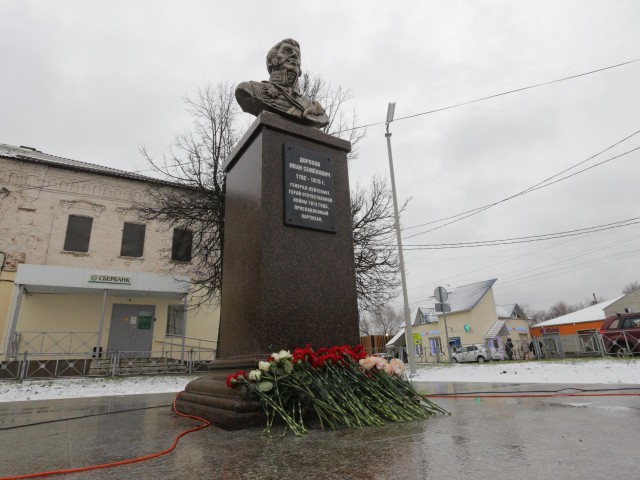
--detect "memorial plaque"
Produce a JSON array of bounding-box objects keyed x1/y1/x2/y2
[{"x1": 283, "y1": 143, "x2": 336, "y2": 233}]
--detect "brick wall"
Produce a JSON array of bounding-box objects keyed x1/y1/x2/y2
[{"x1": 0, "y1": 157, "x2": 191, "y2": 277}]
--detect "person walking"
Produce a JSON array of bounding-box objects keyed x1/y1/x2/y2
[{"x1": 505, "y1": 338, "x2": 514, "y2": 361}]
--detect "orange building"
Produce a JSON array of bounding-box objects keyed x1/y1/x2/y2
[{"x1": 530, "y1": 297, "x2": 624, "y2": 338}]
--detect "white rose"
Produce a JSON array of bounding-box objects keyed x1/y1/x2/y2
[
  {"x1": 258, "y1": 361, "x2": 271, "y2": 372},
  {"x1": 248, "y1": 369, "x2": 262, "y2": 381},
  {"x1": 278, "y1": 350, "x2": 292, "y2": 360}
]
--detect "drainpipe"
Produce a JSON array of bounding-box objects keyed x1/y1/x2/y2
[
  {"x1": 95, "y1": 289, "x2": 108, "y2": 358},
  {"x1": 180, "y1": 295, "x2": 188, "y2": 364},
  {"x1": 3, "y1": 284, "x2": 24, "y2": 360}
]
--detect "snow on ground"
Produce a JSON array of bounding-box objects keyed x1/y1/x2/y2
[
  {"x1": 0, "y1": 358, "x2": 639, "y2": 403},
  {"x1": 0, "y1": 374, "x2": 201, "y2": 403},
  {"x1": 411, "y1": 358, "x2": 640, "y2": 384}
]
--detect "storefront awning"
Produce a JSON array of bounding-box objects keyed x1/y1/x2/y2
[
  {"x1": 15, "y1": 264, "x2": 190, "y2": 299},
  {"x1": 386, "y1": 328, "x2": 406, "y2": 347},
  {"x1": 485, "y1": 319, "x2": 507, "y2": 339}
]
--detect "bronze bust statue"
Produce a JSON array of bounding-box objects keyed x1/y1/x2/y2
[{"x1": 235, "y1": 38, "x2": 329, "y2": 128}]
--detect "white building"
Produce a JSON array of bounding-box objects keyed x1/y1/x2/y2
[{"x1": 0, "y1": 144, "x2": 219, "y2": 368}]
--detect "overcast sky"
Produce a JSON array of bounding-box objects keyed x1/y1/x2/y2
[{"x1": 1, "y1": 1, "x2": 639, "y2": 312}]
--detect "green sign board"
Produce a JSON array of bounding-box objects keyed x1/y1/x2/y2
[
  {"x1": 137, "y1": 312, "x2": 153, "y2": 330},
  {"x1": 412, "y1": 333, "x2": 421, "y2": 345}
]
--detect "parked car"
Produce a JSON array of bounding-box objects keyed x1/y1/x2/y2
[
  {"x1": 371, "y1": 352, "x2": 394, "y2": 361},
  {"x1": 451, "y1": 344, "x2": 500, "y2": 363},
  {"x1": 599, "y1": 313, "x2": 640, "y2": 356}
]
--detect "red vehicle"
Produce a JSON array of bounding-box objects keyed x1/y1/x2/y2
[{"x1": 599, "y1": 313, "x2": 640, "y2": 356}]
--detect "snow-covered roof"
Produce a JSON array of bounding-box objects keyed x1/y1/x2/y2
[
  {"x1": 414, "y1": 306, "x2": 436, "y2": 325},
  {"x1": 0, "y1": 143, "x2": 175, "y2": 186},
  {"x1": 532, "y1": 295, "x2": 624, "y2": 327},
  {"x1": 386, "y1": 328, "x2": 405, "y2": 347},
  {"x1": 420, "y1": 279, "x2": 497, "y2": 315},
  {"x1": 485, "y1": 319, "x2": 507, "y2": 339},
  {"x1": 496, "y1": 304, "x2": 516, "y2": 318}
]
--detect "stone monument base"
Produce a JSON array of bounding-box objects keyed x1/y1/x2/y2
[
  {"x1": 175, "y1": 356, "x2": 265, "y2": 429},
  {"x1": 176, "y1": 112, "x2": 358, "y2": 428}
]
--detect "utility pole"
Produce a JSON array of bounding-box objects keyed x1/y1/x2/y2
[
  {"x1": 385, "y1": 102, "x2": 417, "y2": 376},
  {"x1": 434, "y1": 286, "x2": 452, "y2": 363}
]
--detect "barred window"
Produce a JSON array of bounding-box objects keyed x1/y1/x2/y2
[{"x1": 166, "y1": 305, "x2": 185, "y2": 336}]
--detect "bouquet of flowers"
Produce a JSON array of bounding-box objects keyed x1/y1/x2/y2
[{"x1": 226, "y1": 344, "x2": 448, "y2": 435}]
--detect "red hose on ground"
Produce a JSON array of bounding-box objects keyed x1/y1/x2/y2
[
  {"x1": 0, "y1": 393, "x2": 210, "y2": 480},
  {"x1": 425, "y1": 392, "x2": 640, "y2": 398},
  {"x1": 3, "y1": 391, "x2": 636, "y2": 478}
]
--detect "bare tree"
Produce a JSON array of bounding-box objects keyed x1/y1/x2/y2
[
  {"x1": 359, "y1": 313, "x2": 371, "y2": 337},
  {"x1": 299, "y1": 72, "x2": 365, "y2": 159},
  {"x1": 302, "y1": 72, "x2": 404, "y2": 312},
  {"x1": 520, "y1": 304, "x2": 546, "y2": 325},
  {"x1": 139, "y1": 77, "x2": 403, "y2": 312},
  {"x1": 622, "y1": 281, "x2": 640, "y2": 295},
  {"x1": 544, "y1": 301, "x2": 580, "y2": 320},
  {"x1": 368, "y1": 306, "x2": 404, "y2": 337},
  {"x1": 351, "y1": 176, "x2": 405, "y2": 312},
  {"x1": 138, "y1": 82, "x2": 240, "y2": 304}
]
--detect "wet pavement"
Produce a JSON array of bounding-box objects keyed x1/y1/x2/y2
[{"x1": 0, "y1": 382, "x2": 638, "y2": 480}]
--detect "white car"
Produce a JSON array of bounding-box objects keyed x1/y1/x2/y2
[
  {"x1": 452, "y1": 344, "x2": 501, "y2": 363},
  {"x1": 371, "y1": 352, "x2": 394, "y2": 361}
]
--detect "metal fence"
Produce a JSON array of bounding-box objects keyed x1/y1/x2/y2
[
  {"x1": 2, "y1": 332, "x2": 637, "y2": 381},
  {"x1": 596, "y1": 330, "x2": 640, "y2": 357},
  {"x1": 0, "y1": 352, "x2": 94, "y2": 380},
  {"x1": 0, "y1": 329, "x2": 218, "y2": 381},
  {"x1": 157, "y1": 336, "x2": 218, "y2": 363},
  {"x1": 1, "y1": 347, "x2": 215, "y2": 382},
  {"x1": 377, "y1": 332, "x2": 631, "y2": 364},
  {"x1": 9, "y1": 331, "x2": 99, "y2": 357}
]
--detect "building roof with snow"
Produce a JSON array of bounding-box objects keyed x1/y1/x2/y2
[
  {"x1": 532, "y1": 295, "x2": 624, "y2": 328},
  {"x1": 417, "y1": 279, "x2": 497, "y2": 317},
  {"x1": 0, "y1": 143, "x2": 175, "y2": 186}
]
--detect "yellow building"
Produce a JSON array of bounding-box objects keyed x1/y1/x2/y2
[
  {"x1": 0, "y1": 144, "x2": 219, "y2": 373},
  {"x1": 387, "y1": 279, "x2": 531, "y2": 362}
]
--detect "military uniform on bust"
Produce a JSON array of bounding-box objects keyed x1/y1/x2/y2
[{"x1": 235, "y1": 38, "x2": 329, "y2": 128}]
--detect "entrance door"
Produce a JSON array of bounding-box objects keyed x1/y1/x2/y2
[{"x1": 107, "y1": 304, "x2": 156, "y2": 355}]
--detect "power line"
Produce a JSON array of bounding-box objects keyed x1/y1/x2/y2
[
  {"x1": 403, "y1": 218, "x2": 640, "y2": 249},
  {"x1": 389, "y1": 227, "x2": 640, "y2": 307},
  {"x1": 337, "y1": 57, "x2": 640, "y2": 134},
  {"x1": 403, "y1": 145, "x2": 640, "y2": 240},
  {"x1": 404, "y1": 217, "x2": 640, "y2": 247},
  {"x1": 395, "y1": 58, "x2": 640, "y2": 123},
  {"x1": 397, "y1": 245, "x2": 640, "y2": 309},
  {"x1": 496, "y1": 233, "x2": 640, "y2": 283},
  {"x1": 497, "y1": 246, "x2": 640, "y2": 288},
  {"x1": 402, "y1": 129, "x2": 640, "y2": 232},
  {"x1": 400, "y1": 226, "x2": 640, "y2": 304}
]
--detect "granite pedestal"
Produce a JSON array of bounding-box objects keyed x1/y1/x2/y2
[{"x1": 176, "y1": 112, "x2": 359, "y2": 428}]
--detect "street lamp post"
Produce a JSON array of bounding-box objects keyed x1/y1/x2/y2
[{"x1": 385, "y1": 102, "x2": 417, "y2": 376}]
